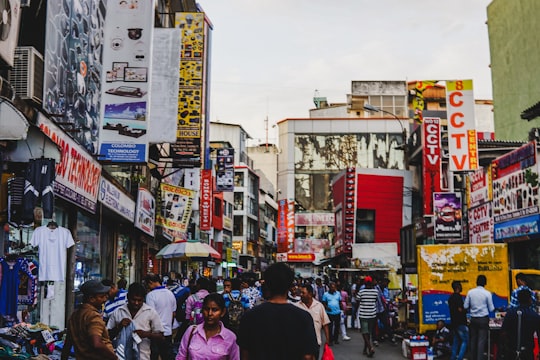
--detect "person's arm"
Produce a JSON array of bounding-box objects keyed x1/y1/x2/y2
[
  {"x1": 240, "y1": 348, "x2": 250, "y2": 360},
  {"x1": 323, "y1": 324, "x2": 330, "y2": 346},
  {"x1": 90, "y1": 334, "x2": 118, "y2": 360},
  {"x1": 107, "y1": 317, "x2": 131, "y2": 340}
]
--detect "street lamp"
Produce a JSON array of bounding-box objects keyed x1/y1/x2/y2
[{"x1": 363, "y1": 103, "x2": 409, "y2": 170}]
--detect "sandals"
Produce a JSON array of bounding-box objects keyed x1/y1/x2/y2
[{"x1": 367, "y1": 347, "x2": 375, "y2": 357}]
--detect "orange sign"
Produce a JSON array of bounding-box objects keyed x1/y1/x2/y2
[{"x1": 287, "y1": 253, "x2": 315, "y2": 262}]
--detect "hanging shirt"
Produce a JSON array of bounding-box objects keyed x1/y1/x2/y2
[{"x1": 30, "y1": 226, "x2": 75, "y2": 281}]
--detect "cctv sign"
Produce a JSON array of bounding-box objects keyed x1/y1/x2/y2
[{"x1": 446, "y1": 80, "x2": 479, "y2": 171}]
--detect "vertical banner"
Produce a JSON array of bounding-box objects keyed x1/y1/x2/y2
[
  {"x1": 156, "y1": 183, "x2": 195, "y2": 240},
  {"x1": 344, "y1": 167, "x2": 356, "y2": 254},
  {"x1": 200, "y1": 169, "x2": 212, "y2": 231},
  {"x1": 135, "y1": 188, "x2": 156, "y2": 236},
  {"x1": 277, "y1": 199, "x2": 288, "y2": 253},
  {"x1": 446, "y1": 80, "x2": 479, "y2": 171},
  {"x1": 172, "y1": 12, "x2": 205, "y2": 165},
  {"x1": 469, "y1": 202, "x2": 494, "y2": 244},
  {"x1": 287, "y1": 200, "x2": 296, "y2": 252},
  {"x1": 216, "y1": 148, "x2": 235, "y2": 192},
  {"x1": 98, "y1": 1, "x2": 154, "y2": 162},
  {"x1": 422, "y1": 118, "x2": 442, "y2": 215},
  {"x1": 434, "y1": 192, "x2": 463, "y2": 241},
  {"x1": 412, "y1": 81, "x2": 438, "y2": 124}
]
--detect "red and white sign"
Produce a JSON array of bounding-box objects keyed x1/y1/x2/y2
[
  {"x1": 468, "y1": 202, "x2": 494, "y2": 244},
  {"x1": 467, "y1": 167, "x2": 490, "y2": 208},
  {"x1": 422, "y1": 118, "x2": 442, "y2": 215},
  {"x1": 200, "y1": 170, "x2": 212, "y2": 231},
  {"x1": 446, "y1": 80, "x2": 479, "y2": 171},
  {"x1": 37, "y1": 113, "x2": 102, "y2": 213},
  {"x1": 295, "y1": 213, "x2": 335, "y2": 226},
  {"x1": 135, "y1": 188, "x2": 155, "y2": 236}
]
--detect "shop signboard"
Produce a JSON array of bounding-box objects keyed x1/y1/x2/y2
[
  {"x1": 417, "y1": 244, "x2": 509, "y2": 333},
  {"x1": 446, "y1": 80, "x2": 479, "y2": 172},
  {"x1": 466, "y1": 166, "x2": 491, "y2": 208},
  {"x1": 468, "y1": 202, "x2": 494, "y2": 244},
  {"x1": 422, "y1": 118, "x2": 442, "y2": 216},
  {"x1": 37, "y1": 113, "x2": 101, "y2": 213},
  {"x1": 216, "y1": 148, "x2": 234, "y2": 192},
  {"x1": 200, "y1": 169, "x2": 212, "y2": 231},
  {"x1": 295, "y1": 213, "x2": 335, "y2": 226},
  {"x1": 98, "y1": 177, "x2": 135, "y2": 222},
  {"x1": 135, "y1": 188, "x2": 156, "y2": 236},
  {"x1": 433, "y1": 192, "x2": 463, "y2": 241},
  {"x1": 156, "y1": 183, "x2": 195, "y2": 239},
  {"x1": 98, "y1": 0, "x2": 154, "y2": 162},
  {"x1": 277, "y1": 199, "x2": 288, "y2": 253}
]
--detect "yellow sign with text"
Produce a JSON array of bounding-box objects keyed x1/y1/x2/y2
[{"x1": 417, "y1": 244, "x2": 509, "y2": 333}]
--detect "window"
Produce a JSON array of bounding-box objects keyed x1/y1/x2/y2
[
  {"x1": 233, "y1": 216, "x2": 243, "y2": 236},
  {"x1": 234, "y1": 172, "x2": 244, "y2": 187},
  {"x1": 214, "y1": 198, "x2": 222, "y2": 216},
  {"x1": 247, "y1": 218, "x2": 258, "y2": 241},
  {"x1": 355, "y1": 209, "x2": 375, "y2": 243},
  {"x1": 234, "y1": 192, "x2": 243, "y2": 210}
]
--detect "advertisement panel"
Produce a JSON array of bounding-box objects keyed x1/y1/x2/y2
[
  {"x1": 468, "y1": 202, "x2": 494, "y2": 244},
  {"x1": 172, "y1": 12, "x2": 205, "y2": 164},
  {"x1": 98, "y1": 1, "x2": 154, "y2": 162},
  {"x1": 466, "y1": 167, "x2": 491, "y2": 208},
  {"x1": 295, "y1": 213, "x2": 335, "y2": 226},
  {"x1": 422, "y1": 118, "x2": 442, "y2": 215},
  {"x1": 148, "y1": 28, "x2": 181, "y2": 143},
  {"x1": 433, "y1": 192, "x2": 463, "y2": 241},
  {"x1": 200, "y1": 169, "x2": 212, "y2": 231},
  {"x1": 277, "y1": 199, "x2": 288, "y2": 253},
  {"x1": 44, "y1": 0, "x2": 105, "y2": 153},
  {"x1": 492, "y1": 141, "x2": 539, "y2": 224},
  {"x1": 98, "y1": 177, "x2": 135, "y2": 221},
  {"x1": 135, "y1": 188, "x2": 155, "y2": 236},
  {"x1": 37, "y1": 113, "x2": 101, "y2": 213},
  {"x1": 0, "y1": 0, "x2": 21, "y2": 67},
  {"x1": 494, "y1": 214, "x2": 540, "y2": 242},
  {"x1": 417, "y1": 244, "x2": 509, "y2": 332},
  {"x1": 216, "y1": 148, "x2": 234, "y2": 192},
  {"x1": 446, "y1": 80, "x2": 479, "y2": 172},
  {"x1": 156, "y1": 183, "x2": 195, "y2": 239}
]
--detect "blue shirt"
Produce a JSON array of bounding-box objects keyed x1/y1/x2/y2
[
  {"x1": 104, "y1": 289, "x2": 127, "y2": 318},
  {"x1": 464, "y1": 286, "x2": 495, "y2": 317},
  {"x1": 509, "y1": 285, "x2": 536, "y2": 309},
  {"x1": 224, "y1": 290, "x2": 250, "y2": 309},
  {"x1": 322, "y1": 291, "x2": 341, "y2": 315}
]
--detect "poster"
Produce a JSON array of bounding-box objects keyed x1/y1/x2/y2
[{"x1": 156, "y1": 183, "x2": 195, "y2": 239}]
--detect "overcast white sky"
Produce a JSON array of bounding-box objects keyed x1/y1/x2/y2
[{"x1": 197, "y1": 0, "x2": 493, "y2": 145}]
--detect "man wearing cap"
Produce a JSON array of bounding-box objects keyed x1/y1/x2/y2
[
  {"x1": 356, "y1": 276, "x2": 379, "y2": 357},
  {"x1": 61, "y1": 279, "x2": 118, "y2": 360}
]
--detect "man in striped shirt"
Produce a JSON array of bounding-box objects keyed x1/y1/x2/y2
[
  {"x1": 102, "y1": 279, "x2": 128, "y2": 322},
  {"x1": 356, "y1": 276, "x2": 379, "y2": 357}
]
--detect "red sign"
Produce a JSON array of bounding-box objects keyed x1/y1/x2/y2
[
  {"x1": 422, "y1": 118, "x2": 442, "y2": 215},
  {"x1": 200, "y1": 170, "x2": 212, "y2": 231},
  {"x1": 277, "y1": 200, "x2": 288, "y2": 253}
]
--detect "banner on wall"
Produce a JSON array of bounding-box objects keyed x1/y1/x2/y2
[
  {"x1": 433, "y1": 192, "x2": 463, "y2": 241},
  {"x1": 98, "y1": 177, "x2": 135, "y2": 222},
  {"x1": 98, "y1": 1, "x2": 155, "y2": 162},
  {"x1": 200, "y1": 169, "x2": 212, "y2": 231},
  {"x1": 216, "y1": 148, "x2": 234, "y2": 192},
  {"x1": 156, "y1": 183, "x2": 195, "y2": 239},
  {"x1": 446, "y1": 80, "x2": 479, "y2": 172},
  {"x1": 135, "y1": 188, "x2": 156, "y2": 236},
  {"x1": 422, "y1": 118, "x2": 442, "y2": 216},
  {"x1": 417, "y1": 244, "x2": 509, "y2": 332}
]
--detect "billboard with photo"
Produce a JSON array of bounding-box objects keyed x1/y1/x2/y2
[{"x1": 433, "y1": 192, "x2": 463, "y2": 241}]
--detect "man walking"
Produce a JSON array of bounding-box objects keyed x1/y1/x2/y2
[
  {"x1": 356, "y1": 276, "x2": 379, "y2": 357},
  {"x1": 144, "y1": 273, "x2": 176, "y2": 360},
  {"x1": 448, "y1": 281, "x2": 468, "y2": 360},
  {"x1": 237, "y1": 263, "x2": 319, "y2": 359},
  {"x1": 509, "y1": 272, "x2": 537, "y2": 310},
  {"x1": 296, "y1": 284, "x2": 331, "y2": 358},
  {"x1": 107, "y1": 282, "x2": 164, "y2": 360},
  {"x1": 61, "y1": 279, "x2": 117, "y2": 360},
  {"x1": 322, "y1": 282, "x2": 342, "y2": 346},
  {"x1": 464, "y1": 274, "x2": 494, "y2": 360}
]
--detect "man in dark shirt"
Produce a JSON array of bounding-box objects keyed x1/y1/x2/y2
[
  {"x1": 448, "y1": 281, "x2": 468, "y2": 360},
  {"x1": 501, "y1": 289, "x2": 540, "y2": 360},
  {"x1": 237, "y1": 263, "x2": 319, "y2": 360}
]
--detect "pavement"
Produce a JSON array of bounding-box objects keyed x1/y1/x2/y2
[{"x1": 324, "y1": 328, "x2": 407, "y2": 360}]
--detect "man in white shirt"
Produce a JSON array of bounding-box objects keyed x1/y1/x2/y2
[
  {"x1": 296, "y1": 284, "x2": 330, "y2": 359},
  {"x1": 144, "y1": 273, "x2": 176, "y2": 360},
  {"x1": 464, "y1": 274, "x2": 495, "y2": 360}
]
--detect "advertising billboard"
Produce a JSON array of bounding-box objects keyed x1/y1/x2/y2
[
  {"x1": 422, "y1": 118, "x2": 442, "y2": 215},
  {"x1": 156, "y1": 183, "x2": 195, "y2": 240},
  {"x1": 433, "y1": 192, "x2": 463, "y2": 241}
]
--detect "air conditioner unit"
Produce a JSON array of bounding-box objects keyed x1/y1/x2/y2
[{"x1": 8, "y1": 47, "x2": 44, "y2": 104}]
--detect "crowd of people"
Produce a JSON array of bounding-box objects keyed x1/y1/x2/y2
[{"x1": 60, "y1": 267, "x2": 399, "y2": 360}]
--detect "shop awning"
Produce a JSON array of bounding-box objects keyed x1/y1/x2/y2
[
  {"x1": 0, "y1": 98, "x2": 29, "y2": 140},
  {"x1": 156, "y1": 240, "x2": 221, "y2": 260},
  {"x1": 3, "y1": 126, "x2": 61, "y2": 162}
]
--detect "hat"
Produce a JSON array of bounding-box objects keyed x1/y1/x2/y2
[
  {"x1": 364, "y1": 276, "x2": 373, "y2": 283},
  {"x1": 80, "y1": 279, "x2": 111, "y2": 296}
]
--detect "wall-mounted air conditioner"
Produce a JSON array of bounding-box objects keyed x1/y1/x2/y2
[{"x1": 8, "y1": 46, "x2": 44, "y2": 104}]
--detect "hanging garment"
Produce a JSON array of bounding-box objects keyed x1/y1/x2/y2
[
  {"x1": 23, "y1": 158, "x2": 56, "y2": 221},
  {"x1": 0, "y1": 259, "x2": 22, "y2": 317},
  {"x1": 30, "y1": 226, "x2": 75, "y2": 281}
]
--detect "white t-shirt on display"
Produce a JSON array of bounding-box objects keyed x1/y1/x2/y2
[{"x1": 30, "y1": 226, "x2": 75, "y2": 281}]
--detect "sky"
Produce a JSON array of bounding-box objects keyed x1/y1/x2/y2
[{"x1": 197, "y1": 0, "x2": 493, "y2": 145}]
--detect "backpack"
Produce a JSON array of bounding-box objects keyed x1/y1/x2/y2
[
  {"x1": 190, "y1": 293, "x2": 204, "y2": 325},
  {"x1": 227, "y1": 293, "x2": 245, "y2": 330}
]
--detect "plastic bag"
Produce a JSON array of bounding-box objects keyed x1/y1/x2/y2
[{"x1": 321, "y1": 343, "x2": 335, "y2": 360}]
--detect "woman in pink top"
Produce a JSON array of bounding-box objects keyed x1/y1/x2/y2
[
  {"x1": 339, "y1": 284, "x2": 351, "y2": 341},
  {"x1": 176, "y1": 292, "x2": 240, "y2": 360}
]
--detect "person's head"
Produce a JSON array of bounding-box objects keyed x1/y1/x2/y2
[
  {"x1": 516, "y1": 273, "x2": 529, "y2": 287},
  {"x1": 436, "y1": 320, "x2": 446, "y2": 330},
  {"x1": 518, "y1": 288, "x2": 532, "y2": 307},
  {"x1": 299, "y1": 284, "x2": 315, "y2": 305},
  {"x1": 230, "y1": 278, "x2": 242, "y2": 291},
  {"x1": 80, "y1": 279, "x2": 111, "y2": 308},
  {"x1": 117, "y1": 278, "x2": 127, "y2": 290},
  {"x1": 451, "y1": 280, "x2": 462, "y2": 293},
  {"x1": 329, "y1": 282, "x2": 337, "y2": 293},
  {"x1": 364, "y1": 276, "x2": 374, "y2": 288},
  {"x1": 144, "y1": 273, "x2": 162, "y2": 290},
  {"x1": 127, "y1": 282, "x2": 147, "y2": 313},
  {"x1": 196, "y1": 277, "x2": 211, "y2": 291},
  {"x1": 381, "y1": 278, "x2": 390, "y2": 288},
  {"x1": 202, "y1": 292, "x2": 226, "y2": 327},
  {"x1": 315, "y1": 278, "x2": 322, "y2": 286},
  {"x1": 101, "y1": 279, "x2": 118, "y2": 300},
  {"x1": 263, "y1": 263, "x2": 294, "y2": 298},
  {"x1": 223, "y1": 278, "x2": 232, "y2": 294},
  {"x1": 476, "y1": 274, "x2": 487, "y2": 287}
]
